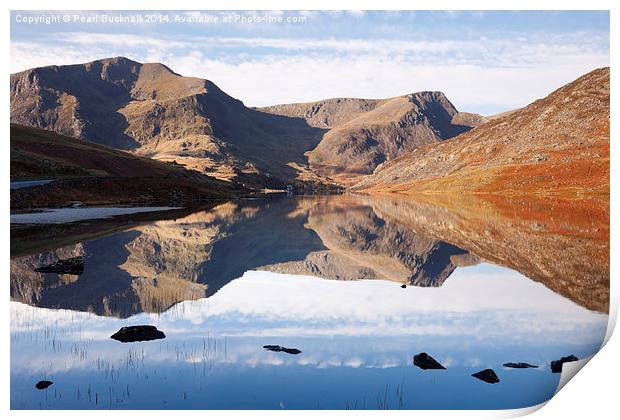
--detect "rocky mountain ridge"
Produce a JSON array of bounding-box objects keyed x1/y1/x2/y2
[
  {"x1": 11, "y1": 56, "x2": 481, "y2": 188},
  {"x1": 352, "y1": 67, "x2": 610, "y2": 196},
  {"x1": 260, "y1": 92, "x2": 482, "y2": 184}
]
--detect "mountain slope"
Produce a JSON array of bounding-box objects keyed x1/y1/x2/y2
[
  {"x1": 11, "y1": 57, "x2": 482, "y2": 188},
  {"x1": 260, "y1": 93, "x2": 481, "y2": 184},
  {"x1": 10, "y1": 57, "x2": 329, "y2": 188},
  {"x1": 10, "y1": 124, "x2": 238, "y2": 208},
  {"x1": 352, "y1": 67, "x2": 610, "y2": 196},
  {"x1": 259, "y1": 97, "x2": 380, "y2": 128}
]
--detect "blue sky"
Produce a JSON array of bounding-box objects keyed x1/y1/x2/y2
[{"x1": 10, "y1": 10, "x2": 610, "y2": 114}]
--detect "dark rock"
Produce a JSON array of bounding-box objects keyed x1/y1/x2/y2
[
  {"x1": 263, "y1": 345, "x2": 302, "y2": 355},
  {"x1": 551, "y1": 355, "x2": 578, "y2": 373},
  {"x1": 263, "y1": 345, "x2": 280, "y2": 351},
  {"x1": 413, "y1": 352, "x2": 446, "y2": 370},
  {"x1": 35, "y1": 380, "x2": 53, "y2": 390},
  {"x1": 503, "y1": 362, "x2": 539, "y2": 369},
  {"x1": 111, "y1": 325, "x2": 165, "y2": 343},
  {"x1": 472, "y1": 369, "x2": 500, "y2": 384},
  {"x1": 35, "y1": 256, "x2": 84, "y2": 275},
  {"x1": 400, "y1": 284, "x2": 407, "y2": 289}
]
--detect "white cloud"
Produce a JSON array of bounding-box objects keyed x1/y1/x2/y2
[
  {"x1": 10, "y1": 32, "x2": 609, "y2": 113},
  {"x1": 31, "y1": 31, "x2": 608, "y2": 61},
  {"x1": 14, "y1": 266, "x2": 606, "y2": 340},
  {"x1": 53, "y1": 32, "x2": 190, "y2": 49},
  {"x1": 160, "y1": 51, "x2": 608, "y2": 112},
  {"x1": 347, "y1": 10, "x2": 366, "y2": 17},
  {"x1": 344, "y1": 357, "x2": 364, "y2": 368},
  {"x1": 10, "y1": 267, "x2": 608, "y2": 377},
  {"x1": 10, "y1": 41, "x2": 100, "y2": 72}
]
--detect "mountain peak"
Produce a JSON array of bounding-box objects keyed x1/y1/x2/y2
[
  {"x1": 352, "y1": 66, "x2": 610, "y2": 195},
  {"x1": 406, "y1": 90, "x2": 448, "y2": 99},
  {"x1": 91, "y1": 56, "x2": 140, "y2": 66}
]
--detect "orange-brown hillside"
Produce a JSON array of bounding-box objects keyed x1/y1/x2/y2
[{"x1": 352, "y1": 67, "x2": 610, "y2": 197}]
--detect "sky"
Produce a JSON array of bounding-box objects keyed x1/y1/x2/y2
[{"x1": 10, "y1": 10, "x2": 610, "y2": 115}]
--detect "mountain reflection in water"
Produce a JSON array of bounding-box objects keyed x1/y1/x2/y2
[
  {"x1": 10, "y1": 194, "x2": 609, "y2": 409},
  {"x1": 10, "y1": 194, "x2": 609, "y2": 317}
]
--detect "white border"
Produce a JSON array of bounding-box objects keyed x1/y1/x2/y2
[{"x1": 2, "y1": 1, "x2": 616, "y2": 419}]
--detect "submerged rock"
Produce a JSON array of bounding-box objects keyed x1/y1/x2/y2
[
  {"x1": 472, "y1": 369, "x2": 500, "y2": 384},
  {"x1": 503, "y1": 362, "x2": 539, "y2": 369},
  {"x1": 413, "y1": 352, "x2": 446, "y2": 370},
  {"x1": 35, "y1": 380, "x2": 53, "y2": 390},
  {"x1": 551, "y1": 355, "x2": 579, "y2": 373},
  {"x1": 35, "y1": 256, "x2": 84, "y2": 275},
  {"x1": 111, "y1": 325, "x2": 166, "y2": 343},
  {"x1": 263, "y1": 345, "x2": 302, "y2": 355}
]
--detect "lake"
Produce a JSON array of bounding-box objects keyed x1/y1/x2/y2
[{"x1": 9, "y1": 194, "x2": 610, "y2": 410}]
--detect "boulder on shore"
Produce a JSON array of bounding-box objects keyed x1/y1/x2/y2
[
  {"x1": 111, "y1": 325, "x2": 166, "y2": 343},
  {"x1": 472, "y1": 369, "x2": 500, "y2": 384},
  {"x1": 413, "y1": 352, "x2": 446, "y2": 370},
  {"x1": 35, "y1": 380, "x2": 53, "y2": 390},
  {"x1": 550, "y1": 355, "x2": 578, "y2": 373},
  {"x1": 263, "y1": 345, "x2": 302, "y2": 355},
  {"x1": 503, "y1": 362, "x2": 539, "y2": 369}
]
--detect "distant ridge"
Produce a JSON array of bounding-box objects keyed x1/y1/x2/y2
[{"x1": 259, "y1": 92, "x2": 484, "y2": 185}]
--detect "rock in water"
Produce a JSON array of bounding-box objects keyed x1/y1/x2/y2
[
  {"x1": 413, "y1": 352, "x2": 446, "y2": 370},
  {"x1": 35, "y1": 256, "x2": 84, "y2": 275},
  {"x1": 35, "y1": 380, "x2": 53, "y2": 390},
  {"x1": 472, "y1": 369, "x2": 500, "y2": 384},
  {"x1": 111, "y1": 325, "x2": 165, "y2": 343},
  {"x1": 263, "y1": 345, "x2": 302, "y2": 355},
  {"x1": 503, "y1": 362, "x2": 539, "y2": 369},
  {"x1": 551, "y1": 355, "x2": 579, "y2": 373}
]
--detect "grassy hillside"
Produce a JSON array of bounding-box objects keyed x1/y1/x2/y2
[{"x1": 10, "y1": 124, "x2": 242, "y2": 209}]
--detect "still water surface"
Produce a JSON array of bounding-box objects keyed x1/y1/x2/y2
[{"x1": 10, "y1": 194, "x2": 609, "y2": 409}]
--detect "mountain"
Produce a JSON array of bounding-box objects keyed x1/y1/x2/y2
[
  {"x1": 259, "y1": 94, "x2": 482, "y2": 185},
  {"x1": 352, "y1": 68, "x2": 610, "y2": 196},
  {"x1": 10, "y1": 124, "x2": 237, "y2": 208},
  {"x1": 11, "y1": 57, "x2": 481, "y2": 188},
  {"x1": 10, "y1": 57, "x2": 329, "y2": 188}
]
